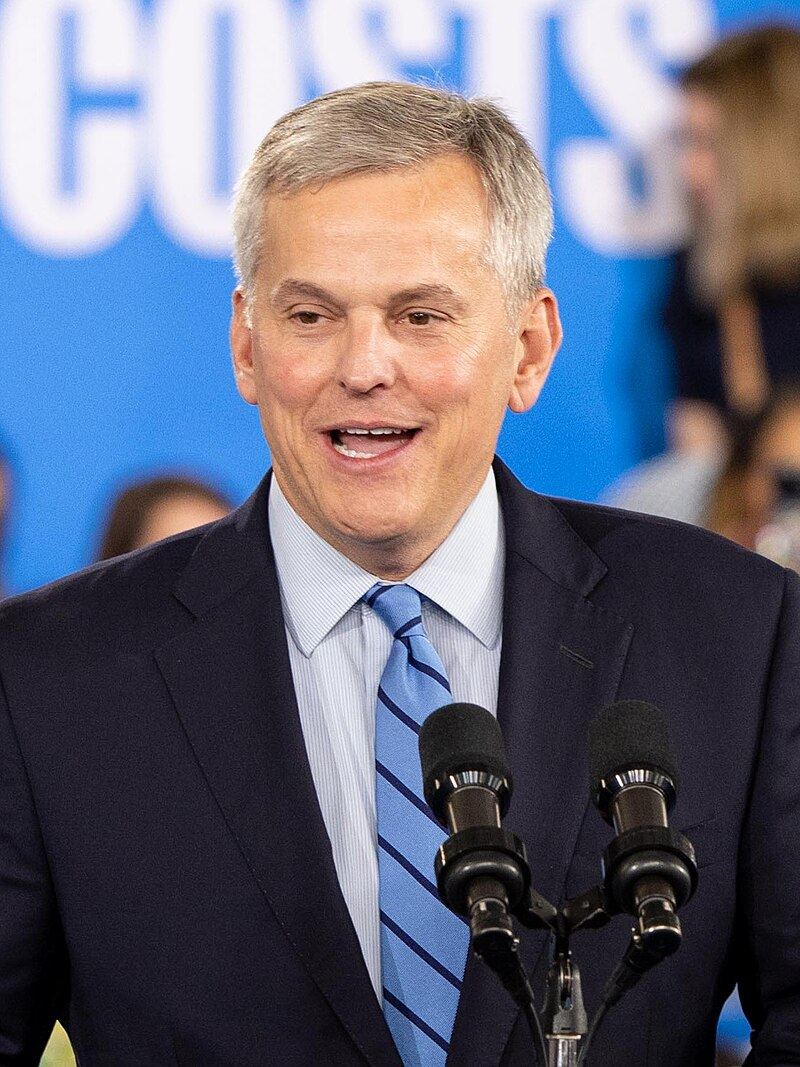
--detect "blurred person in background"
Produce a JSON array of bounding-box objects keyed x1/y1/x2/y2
[
  {"x1": 604, "y1": 23, "x2": 800, "y2": 524},
  {"x1": 707, "y1": 388, "x2": 800, "y2": 560},
  {"x1": 95, "y1": 474, "x2": 233, "y2": 561},
  {"x1": 667, "y1": 23, "x2": 800, "y2": 454},
  {"x1": 607, "y1": 387, "x2": 800, "y2": 580}
]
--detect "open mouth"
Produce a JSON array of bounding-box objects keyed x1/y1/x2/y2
[{"x1": 329, "y1": 427, "x2": 417, "y2": 459}]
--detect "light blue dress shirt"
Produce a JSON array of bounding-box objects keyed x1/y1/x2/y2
[{"x1": 268, "y1": 470, "x2": 505, "y2": 999}]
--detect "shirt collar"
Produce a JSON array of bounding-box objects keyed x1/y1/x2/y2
[{"x1": 268, "y1": 469, "x2": 504, "y2": 656}]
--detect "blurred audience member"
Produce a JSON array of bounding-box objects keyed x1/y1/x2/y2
[
  {"x1": 601, "y1": 447, "x2": 725, "y2": 525},
  {"x1": 96, "y1": 474, "x2": 233, "y2": 561},
  {"x1": 667, "y1": 23, "x2": 800, "y2": 454},
  {"x1": 646, "y1": 31, "x2": 800, "y2": 1020},
  {"x1": 707, "y1": 389, "x2": 800, "y2": 562},
  {"x1": 604, "y1": 24, "x2": 800, "y2": 525},
  {"x1": 606, "y1": 389, "x2": 800, "y2": 571}
]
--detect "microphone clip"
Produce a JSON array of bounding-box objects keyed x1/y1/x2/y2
[
  {"x1": 435, "y1": 824, "x2": 531, "y2": 919},
  {"x1": 602, "y1": 825, "x2": 698, "y2": 956}
]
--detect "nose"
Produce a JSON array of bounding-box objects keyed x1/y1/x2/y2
[{"x1": 337, "y1": 315, "x2": 397, "y2": 394}]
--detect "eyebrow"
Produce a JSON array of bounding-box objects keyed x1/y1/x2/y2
[
  {"x1": 269, "y1": 280, "x2": 343, "y2": 310},
  {"x1": 387, "y1": 285, "x2": 467, "y2": 316},
  {"x1": 269, "y1": 279, "x2": 468, "y2": 316}
]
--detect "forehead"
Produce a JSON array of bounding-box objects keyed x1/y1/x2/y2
[{"x1": 257, "y1": 155, "x2": 491, "y2": 274}]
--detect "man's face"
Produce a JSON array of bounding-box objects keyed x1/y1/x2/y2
[{"x1": 231, "y1": 153, "x2": 561, "y2": 578}]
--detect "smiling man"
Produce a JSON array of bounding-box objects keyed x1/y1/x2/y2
[{"x1": 1, "y1": 83, "x2": 799, "y2": 1067}]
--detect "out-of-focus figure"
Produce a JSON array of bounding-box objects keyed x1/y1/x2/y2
[
  {"x1": 604, "y1": 23, "x2": 800, "y2": 532},
  {"x1": 667, "y1": 23, "x2": 800, "y2": 454},
  {"x1": 96, "y1": 474, "x2": 233, "y2": 561},
  {"x1": 707, "y1": 388, "x2": 800, "y2": 564}
]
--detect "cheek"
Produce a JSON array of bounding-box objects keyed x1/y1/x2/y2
[
  {"x1": 453, "y1": 339, "x2": 517, "y2": 410},
  {"x1": 426, "y1": 329, "x2": 511, "y2": 393},
  {"x1": 254, "y1": 344, "x2": 326, "y2": 414},
  {"x1": 430, "y1": 364, "x2": 514, "y2": 446}
]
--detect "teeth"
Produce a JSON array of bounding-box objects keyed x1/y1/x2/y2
[
  {"x1": 333, "y1": 440, "x2": 379, "y2": 459},
  {"x1": 340, "y1": 427, "x2": 405, "y2": 435}
]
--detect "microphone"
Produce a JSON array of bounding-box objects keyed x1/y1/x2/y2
[
  {"x1": 420, "y1": 701, "x2": 511, "y2": 830},
  {"x1": 418, "y1": 703, "x2": 530, "y2": 963},
  {"x1": 587, "y1": 700, "x2": 697, "y2": 959}
]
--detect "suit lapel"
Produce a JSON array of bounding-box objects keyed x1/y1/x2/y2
[
  {"x1": 154, "y1": 478, "x2": 400, "y2": 1067},
  {"x1": 449, "y1": 461, "x2": 634, "y2": 1065}
]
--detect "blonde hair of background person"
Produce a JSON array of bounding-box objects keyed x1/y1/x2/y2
[
  {"x1": 682, "y1": 24, "x2": 800, "y2": 303},
  {"x1": 673, "y1": 24, "x2": 800, "y2": 450}
]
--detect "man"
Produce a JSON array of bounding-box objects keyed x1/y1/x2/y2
[{"x1": 0, "y1": 83, "x2": 798, "y2": 1067}]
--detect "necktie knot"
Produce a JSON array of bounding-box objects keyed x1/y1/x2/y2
[{"x1": 365, "y1": 583, "x2": 424, "y2": 638}]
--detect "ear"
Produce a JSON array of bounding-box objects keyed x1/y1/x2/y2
[
  {"x1": 230, "y1": 288, "x2": 258, "y2": 406},
  {"x1": 508, "y1": 288, "x2": 562, "y2": 414}
]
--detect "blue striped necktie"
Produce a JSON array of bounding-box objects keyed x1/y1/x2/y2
[{"x1": 365, "y1": 582, "x2": 469, "y2": 1067}]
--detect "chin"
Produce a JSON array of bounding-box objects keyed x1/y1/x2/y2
[
  {"x1": 327, "y1": 504, "x2": 421, "y2": 543},
  {"x1": 335, "y1": 516, "x2": 415, "y2": 547}
]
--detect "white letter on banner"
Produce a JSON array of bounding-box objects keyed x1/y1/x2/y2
[
  {"x1": 150, "y1": 0, "x2": 299, "y2": 256},
  {"x1": 455, "y1": 0, "x2": 564, "y2": 163},
  {"x1": 0, "y1": 0, "x2": 140, "y2": 256},
  {"x1": 305, "y1": 0, "x2": 449, "y2": 90},
  {"x1": 558, "y1": 0, "x2": 716, "y2": 255}
]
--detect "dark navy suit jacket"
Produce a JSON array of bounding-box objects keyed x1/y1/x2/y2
[{"x1": 1, "y1": 460, "x2": 799, "y2": 1066}]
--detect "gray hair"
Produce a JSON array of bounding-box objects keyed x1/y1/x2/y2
[{"x1": 232, "y1": 81, "x2": 553, "y2": 315}]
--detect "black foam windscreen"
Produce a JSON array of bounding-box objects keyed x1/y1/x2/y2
[
  {"x1": 419, "y1": 703, "x2": 511, "y2": 814},
  {"x1": 587, "y1": 700, "x2": 678, "y2": 795}
]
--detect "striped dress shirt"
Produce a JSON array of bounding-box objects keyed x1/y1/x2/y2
[{"x1": 268, "y1": 469, "x2": 505, "y2": 999}]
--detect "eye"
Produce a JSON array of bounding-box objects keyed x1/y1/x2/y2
[
  {"x1": 404, "y1": 310, "x2": 441, "y2": 326},
  {"x1": 294, "y1": 310, "x2": 321, "y2": 324}
]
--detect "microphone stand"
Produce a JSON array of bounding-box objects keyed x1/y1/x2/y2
[
  {"x1": 437, "y1": 824, "x2": 697, "y2": 1066},
  {"x1": 515, "y1": 885, "x2": 608, "y2": 1067},
  {"x1": 540, "y1": 932, "x2": 586, "y2": 1067},
  {"x1": 464, "y1": 876, "x2": 598, "y2": 1066}
]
